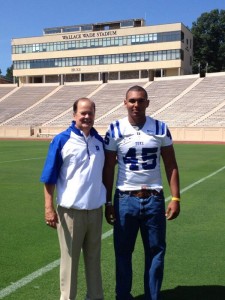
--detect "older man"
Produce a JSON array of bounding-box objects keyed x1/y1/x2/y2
[{"x1": 41, "y1": 98, "x2": 106, "y2": 300}]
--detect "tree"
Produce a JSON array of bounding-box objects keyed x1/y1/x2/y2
[
  {"x1": 191, "y1": 9, "x2": 225, "y2": 74},
  {"x1": 5, "y1": 65, "x2": 13, "y2": 80}
]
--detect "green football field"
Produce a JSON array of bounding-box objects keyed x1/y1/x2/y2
[{"x1": 0, "y1": 140, "x2": 225, "y2": 300}]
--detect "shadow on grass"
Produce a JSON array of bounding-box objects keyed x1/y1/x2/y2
[{"x1": 134, "y1": 285, "x2": 225, "y2": 300}]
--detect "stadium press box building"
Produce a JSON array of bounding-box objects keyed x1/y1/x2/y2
[{"x1": 11, "y1": 19, "x2": 193, "y2": 85}]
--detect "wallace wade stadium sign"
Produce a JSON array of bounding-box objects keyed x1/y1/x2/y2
[{"x1": 62, "y1": 30, "x2": 117, "y2": 40}]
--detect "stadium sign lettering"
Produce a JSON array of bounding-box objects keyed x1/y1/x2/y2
[
  {"x1": 62, "y1": 34, "x2": 82, "y2": 39},
  {"x1": 62, "y1": 30, "x2": 117, "y2": 40},
  {"x1": 96, "y1": 31, "x2": 117, "y2": 37},
  {"x1": 71, "y1": 68, "x2": 81, "y2": 72}
]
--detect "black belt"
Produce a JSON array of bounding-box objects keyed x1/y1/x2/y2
[{"x1": 122, "y1": 189, "x2": 161, "y2": 199}]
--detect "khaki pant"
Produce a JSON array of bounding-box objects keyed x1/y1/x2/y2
[{"x1": 57, "y1": 206, "x2": 104, "y2": 300}]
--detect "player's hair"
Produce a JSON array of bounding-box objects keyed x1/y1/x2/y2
[
  {"x1": 73, "y1": 98, "x2": 95, "y2": 113},
  {"x1": 126, "y1": 85, "x2": 148, "y2": 99}
]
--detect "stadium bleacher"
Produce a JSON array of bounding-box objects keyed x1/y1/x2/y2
[
  {"x1": 0, "y1": 84, "x2": 57, "y2": 124},
  {"x1": 0, "y1": 84, "x2": 17, "y2": 99},
  {"x1": 3, "y1": 83, "x2": 101, "y2": 127},
  {"x1": 153, "y1": 75, "x2": 225, "y2": 127},
  {"x1": 0, "y1": 73, "x2": 225, "y2": 141}
]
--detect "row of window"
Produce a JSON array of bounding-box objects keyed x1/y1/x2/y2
[
  {"x1": 14, "y1": 49, "x2": 183, "y2": 70},
  {"x1": 13, "y1": 31, "x2": 184, "y2": 54}
]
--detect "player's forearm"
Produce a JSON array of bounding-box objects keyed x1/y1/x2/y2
[
  {"x1": 103, "y1": 170, "x2": 115, "y2": 202},
  {"x1": 103, "y1": 176, "x2": 114, "y2": 202},
  {"x1": 168, "y1": 168, "x2": 180, "y2": 198},
  {"x1": 103, "y1": 151, "x2": 117, "y2": 203}
]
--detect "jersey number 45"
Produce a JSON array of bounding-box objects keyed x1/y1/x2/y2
[{"x1": 123, "y1": 147, "x2": 158, "y2": 171}]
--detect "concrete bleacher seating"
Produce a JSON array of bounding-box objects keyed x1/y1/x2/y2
[
  {"x1": 146, "y1": 76, "x2": 199, "y2": 116},
  {"x1": 188, "y1": 75, "x2": 225, "y2": 127},
  {"x1": 1, "y1": 73, "x2": 225, "y2": 141},
  {"x1": 0, "y1": 84, "x2": 57, "y2": 124},
  {"x1": 97, "y1": 76, "x2": 200, "y2": 126},
  {"x1": 3, "y1": 83, "x2": 101, "y2": 127},
  {"x1": 0, "y1": 84, "x2": 17, "y2": 99},
  {"x1": 48, "y1": 80, "x2": 148, "y2": 127},
  {"x1": 94, "y1": 80, "x2": 149, "y2": 124},
  {"x1": 195, "y1": 105, "x2": 225, "y2": 127},
  {"x1": 93, "y1": 80, "x2": 148, "y2": 120},
  {"x1": 153, "y1": 74, "x2": 225, "y2": 127}
]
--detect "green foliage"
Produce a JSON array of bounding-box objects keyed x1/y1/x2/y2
[
  {"x1": 191, "y1": 9, "x2": 225, "y2": 74},
  {"x1": 5, "y1": 65, "x2": 13, "y2": 80}
]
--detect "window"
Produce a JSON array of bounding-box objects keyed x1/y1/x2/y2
[
  {"x1": 121, "y1": 20, "x2": 133, "y2": 27},
  {"x1": 91, "y1": 39, "x2": 96, "y2": 47},
  {"x1": 158, "y1": 51, "x2": 162, "y2": 61},
  {"x1": 63, "y1": 26, "x2": 80, "y2": 32},
  {"x1": 95, "y1": 57, "x2": 100, "y2": 64},
  {"x1": 131, "y1": 35, "x2": 136, "y2": 44},
  {"x1": 14, "y1": 30, "x2": 185, "y2": 56},
  {"x1": 103, "y1": 56, "x2": 108, "y2": 64},
  {"x1": 181, "y1": 31, "x2": 184, "y2": 42},
  {"x1": 163, "y1": 50, "x2": 167, "y2": 60},
  {"x1": 136, "y1": 52, "x2": 140, "y2": 61},
  {"x1": 81, "y1": 25, "x2": 92, "y2": 31},
  {"x1": 13, "y1": 49, "x2": 183, "y2": 69},
  {"x1": 32, "y1": 44, "x2": 40, "y2": 52},
  {"x1": 153, "y1": 51, "x2": 158, "y2": 61}
]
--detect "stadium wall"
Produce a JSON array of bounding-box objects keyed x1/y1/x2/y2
[
  {"x1": 0, "y1": 126, "x2": 225, "y2": 143},
  {"x1": 0, "y1": 126, "x2": 33, "y2": 137}
]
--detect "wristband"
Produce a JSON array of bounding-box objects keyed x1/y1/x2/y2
[
  {"x1": 172, "y1": 197, "x2": 180, "y2": 201},
  {"x1": 105, "y1": 201, "x2": 112, "y2": 206}
]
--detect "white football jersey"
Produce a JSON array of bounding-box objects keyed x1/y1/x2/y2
[{"x1": 104, "y1": 116, "x2": 173, "y2": 190}]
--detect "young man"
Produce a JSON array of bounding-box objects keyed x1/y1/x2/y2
[
  {"x1": 103, "y1": 86, "x2": 180, "y2": 300},
  {"x1": 40, "y1": 98, "x2": 106, "y2": 300}
]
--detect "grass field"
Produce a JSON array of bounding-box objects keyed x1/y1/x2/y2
[{"x1": 0, "y1": 140, "x2": 225, "y2": 300}]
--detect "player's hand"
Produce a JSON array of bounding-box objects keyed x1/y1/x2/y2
[
  {"x1": 45, "y1": 207, "x2": 58, "y2": 229},
  {"x1": 165, "y1": 200, "x2": 180, "y2": 220},
  {"x1": 105, "y1": 204, "x2": 116, "y2": 225}
]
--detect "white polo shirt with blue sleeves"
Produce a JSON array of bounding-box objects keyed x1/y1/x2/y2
[{"x1": 40, "y1": 121, "x2": 106, "y2": 210}]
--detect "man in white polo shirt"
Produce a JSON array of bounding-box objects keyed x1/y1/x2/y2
[{"x1": 40, "y1": 97, "x2": 106, "y2": 300}]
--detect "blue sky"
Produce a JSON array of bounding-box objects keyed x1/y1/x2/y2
[{"x1": 0, "y1": 0, "x2": 224, "y2": 75}]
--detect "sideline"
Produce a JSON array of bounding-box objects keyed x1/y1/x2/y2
[{"x1": 1, "y1": 166, "x2": 225, "y2": 299}]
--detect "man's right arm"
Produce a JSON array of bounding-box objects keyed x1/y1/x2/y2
[{"x1": 44, "y1": 183, "x2": 58, "y2": 229}]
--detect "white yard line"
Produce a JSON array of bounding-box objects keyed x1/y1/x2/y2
[
  {"x1": 0, "y1": 157, "x2": 45, "y2": 164},
  {"x1": 0, "y1": 261, "x2": 60, "y2": 299},
  {"x1": 0, "y1": 166, "x2": 225, "y2": 299},
  {"x1": 0, "y1": 230, "x2": 113, "y2": 299}
]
